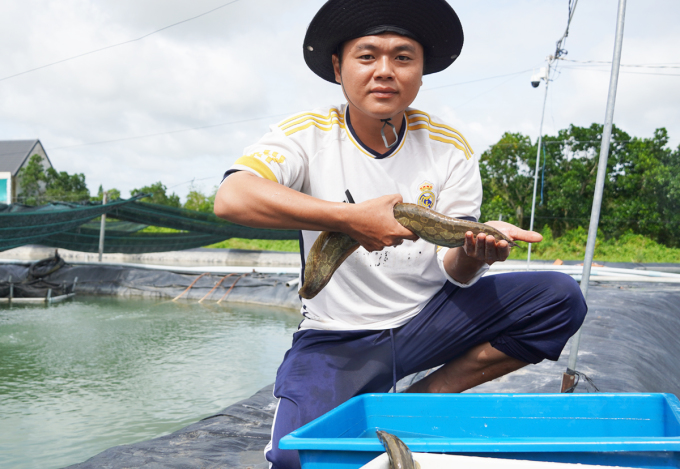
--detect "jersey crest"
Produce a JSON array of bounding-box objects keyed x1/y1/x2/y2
[{"x1": 417, "y1": 181, "x2": 435, "y2": 209}]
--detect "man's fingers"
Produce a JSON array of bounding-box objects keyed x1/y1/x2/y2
[
  {"x1": 496, "y1": 240, "x2": 511, "y2": 262},
  {"x1": 474, "y1": 233, "x2": 486, "y2": 259},
  {"x1": 483, "y1": 221, "x2": 542, "y2": 244},
  {"x1": 485, "y1": 235, "x2": 496, "y2": 262},
  {"x1": 509, "y1": 228, "x2": 543, "y2": 243}
]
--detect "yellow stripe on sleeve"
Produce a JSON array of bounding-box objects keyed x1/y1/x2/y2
[
  {"x1": 427, "y1": 135, "x2": 471, "y2": 159},
  {"x1": 279, "y1": 108, "x2": 343, "y2": 129},
  {"x1": 408, "y1": 123, "x2": 471, "y2": 160},
  {"x1": 406, "y1": 110, "x2": 475, "y2": 156},
  {"x1": 280, "y1": 115, "x2": 345, "y2": 132},
  {"x1": 233, "y1": 155, "x2": 278, "y2": 182},
  {"x1": 284, "y1": 118, "x2": 345, "y2": 136}
]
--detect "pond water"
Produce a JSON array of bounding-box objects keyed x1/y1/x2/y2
[{"x1": 0, "y1": 297, "x2": 300, "y2": 469}]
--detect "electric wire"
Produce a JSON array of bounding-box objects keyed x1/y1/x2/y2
[
  {"x1": 453, "y1": 74, "x2": 526, "y2": 109},
  {"x1": 560, "y1": 67, "x2": 680, "y2": 77},
  {"x1": 168, "y1": 176, "x2": 215, "y2": 190},
  {"x1": 421, "y1": 69, "x2": 534, "y2": 91},
  {"x1": 50, "y1": 113, "x2": 291, "y2": 150},
  {"x1": 559, "y1": 58, "x2": 680, "y2": 69},
  {"x1": 0, "y1": 0, "x2": 241, "y2": 83},
  {"x1": 554, "y1": 0, "x2": 579, "y2": 59}
]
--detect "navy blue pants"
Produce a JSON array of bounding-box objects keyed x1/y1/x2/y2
[{"x1": 266, "y1": 272, "x2": 587, "y2": 468}]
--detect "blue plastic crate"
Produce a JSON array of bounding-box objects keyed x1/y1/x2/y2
[{"x1": 279, "y1": 393, "x2": 680, "y2": 469}]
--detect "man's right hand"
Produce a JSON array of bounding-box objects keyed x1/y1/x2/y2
[{"x1": 344, "y1": 194, "x2": 419, "y2": 252}]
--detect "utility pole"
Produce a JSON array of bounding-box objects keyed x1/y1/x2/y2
[
  {"x1": 98, "y1": 192, "x2": 107, "y2": 262},
  {"x1": 527, "y1": 0, "x2": 580, "y2": 269},
  {"x1": 527, "y1": 62, "x2": 551, "y2": 270},
  {"x1": 561, "y1": 0, "x2": 627, "y2": 393}
]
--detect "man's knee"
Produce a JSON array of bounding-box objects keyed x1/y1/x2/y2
[{"x1": 543, "y1": 271, "x2": 588, "y2": 333}]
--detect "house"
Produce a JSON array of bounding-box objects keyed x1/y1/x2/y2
[{"x1": 0, "y1": 139, "x2": 53, "y2": 204}]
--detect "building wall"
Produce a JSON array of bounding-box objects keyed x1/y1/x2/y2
[{"x1": 0, "y1": 171, "x2": 11, "y2": 204}]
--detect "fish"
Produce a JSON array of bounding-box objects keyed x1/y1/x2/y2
[
  {"x1": 376, "y1": 430, "x2": 420, "y2": 469},
  {"x1": 297, "y1": 202, "x2": 517, "y2": 299}
]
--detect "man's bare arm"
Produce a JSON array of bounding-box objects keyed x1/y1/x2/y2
[
  {"x1": 214, "y1": 171, "x2": 417, "y2": 251},
  {"x1": 443, "y1": 221, "x2": 543, "y2": 284}
]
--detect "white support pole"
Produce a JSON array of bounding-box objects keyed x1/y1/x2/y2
[
  {"x1": 98, "y1": 192, "x2": 107, "y2": 262},
  {"x1": 527, "y1": 63, "x2": 551, "y2": 270},
  {"x1": 561, "y1": 0, "x2": 627, "y2": 393}
]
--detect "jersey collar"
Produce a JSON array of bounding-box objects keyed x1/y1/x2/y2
[{"x1": 344, "y1": 106, "x2": 408, "y2": 159}]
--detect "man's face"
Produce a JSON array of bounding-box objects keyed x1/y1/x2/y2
[{"x1": 332, "y1": 33, "x2": 424, "y2": 120}]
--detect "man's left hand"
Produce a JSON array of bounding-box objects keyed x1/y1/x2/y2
[{"x1": 463, "y1": 221, "x2": 543, "y2": 266}]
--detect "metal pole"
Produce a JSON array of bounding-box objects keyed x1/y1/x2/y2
[
  {"x1": 561, "y1": 0, "x2": 627, "y2": 392},
  {"x1": 98, "y1": 192, "x2": 107, "y2": 262},
  {"x1": 527, "y1": 62, "x2": 551, "y2": 270}
]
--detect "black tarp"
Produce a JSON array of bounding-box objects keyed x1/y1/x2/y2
[
  {"x1": 58, "y1": 277, "x2": 680, "y2": 469},
  {"x1": 0, "y1": 262, "x2": 301, "y2": 309},
  {"x1": 65, "y1": 384, "x2": 278, "y2": 469}
]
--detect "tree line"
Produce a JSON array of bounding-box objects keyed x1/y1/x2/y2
[
  {"x1": 17, "y1": 154, "x2": 215, "y2": 212},
  {"x1": 479, "y1": 124, "x2": 680, "y2": 247},
  {"x1": 16, "y1": 123, "x2": 680, "y2": 247}
]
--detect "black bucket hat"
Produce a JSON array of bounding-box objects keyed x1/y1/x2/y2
[{"x1": 303, "y1": 0, "x2": 464, "y2": 84}]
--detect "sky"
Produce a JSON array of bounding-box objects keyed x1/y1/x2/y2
[{"x1": 1, "y1": 0, "x2": 678, "y2": 202}]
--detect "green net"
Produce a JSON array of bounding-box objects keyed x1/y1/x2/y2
[
  {"x1": 0, "y1": 198, "x2": 144, "y2": 251},
  {"x1": 77, "y1": 220, "x2": 148, "y2": 233},
  {"x1": 109, "y1": 201, "x2": 297, "y2": 239},
  {"x1": 0, "y1": 197, "x2": 298, "y2": 253},
  {"x1": 43, "y1": 230, "x2": 227, "y2": 254}
]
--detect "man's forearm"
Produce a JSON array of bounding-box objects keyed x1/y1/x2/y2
[{"x1": 214, "y1": 172, "x2": 349, "y2": 231}]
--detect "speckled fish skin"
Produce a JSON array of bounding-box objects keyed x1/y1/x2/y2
[
  {"x1": 394, "y1": 203, "x2": 517, "y2": 249},
  {"x1": 298, "y1": 231, "x2": 359, "y2": 299},
  {"x1": 297, "y1": 203, "x2": 517, "y2": 299},
  {"x1": 376, "y1": 430, "x2": 418, "y2": 469}
]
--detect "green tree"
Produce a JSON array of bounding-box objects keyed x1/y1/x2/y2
[
  {"x1": 537, "y1": 124, "x2": 629, "y2": 237},
  {"x1": 44, "y1": 167, "x2": 90, "y2": 203},
  {"x1": 17, "y1": 154, "x2": 90, "y2": 205},
  {"x1": 479, "y1": 132, "x2": 535, "y2": 228},
  {"x1": 17, "y1": 154, "x2": 46, "y2": 205},
  {"x1": 184, "y1": 186, "x2": 217, "y2": 213},
  {"x1": 608, "y1": 128, "x2": 680, "y2": 246},
  {"x1": 92, "y1": 184, "x2": 121, "y2": 202},
  {"x1": 479, "y1": 124, "x2": 680, "y2": 247},
  {"x1": 132, "y1": 181, "x2": 181, "y2": 207}
]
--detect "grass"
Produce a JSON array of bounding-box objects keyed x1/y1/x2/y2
[
  {"x1": 205, "y1": 238, "x2": 300, "y2": 252},
  {"x1": 139, "y1": 226, "x2": 184, "y2": 233},
  {"x1": 508, "y1": 226, "x2": 680, "y2": 264},
  {"x1": 140, "y1": 226, "x2": 301, "y2": 251}
]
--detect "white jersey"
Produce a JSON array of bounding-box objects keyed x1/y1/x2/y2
[{"x1": 226, "y1": 104, "x2": 487, "y2": 331}]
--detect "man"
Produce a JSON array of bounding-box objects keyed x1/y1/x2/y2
[{"x1": 215, "y1": 1, "x2": 587, "y2": 467}]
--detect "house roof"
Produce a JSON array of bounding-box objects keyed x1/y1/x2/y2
[{"x1": 0, "y1": 139, "x2": 52, "y2": 176}]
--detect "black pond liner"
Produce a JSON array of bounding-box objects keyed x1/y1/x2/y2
[
  {"x1": 56, "y1": 279, "x2": 680, "y2": 469},
  {"x1": 0, "y1": 262, "x2": 301, "y2": 309},
  {"x1": 64, "y1": 384, "x2": 278, "y2": 469}
]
